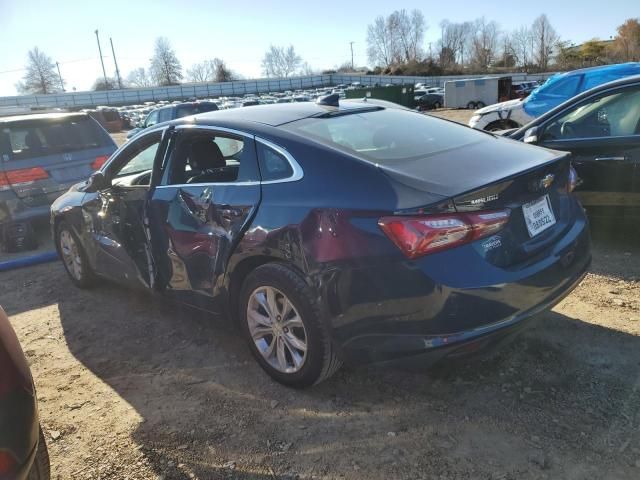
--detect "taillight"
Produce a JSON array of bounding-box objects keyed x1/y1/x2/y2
[
  {"x1": 91, "y1": 155, "x2": 109, "y2": 170},
  {"x1": 567, "y1": 164, "x2": 579, "y2": 193},
  {"x1": 379, "y1": 210, "x2": 510, "y2": 259},
  {"x1": 0, "y1": 167, "x2": 48, "y2": 190}
]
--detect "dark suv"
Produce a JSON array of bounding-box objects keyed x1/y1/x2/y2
[
  {"x1": 126, "y1": 101, "x2": 219, "y2": 139},
  {"x1": 0, "y1": 113, "x2": 117, "y2": 252}
]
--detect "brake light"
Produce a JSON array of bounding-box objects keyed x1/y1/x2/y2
[
  {"x1": 567, "y1": 165, "x2": 579, "y2": 193},
  {"x1": 379, "y1": 210, "x2": 510, "y2": 258},
  {"x1": 0, "y1": 167, "x2": 48, "y2": 189},
  {"x1": 91, "y1": 155, "x2": 109, "y2": 170}
]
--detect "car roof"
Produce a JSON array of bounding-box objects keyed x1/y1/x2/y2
[
  {"x1": 185, "y1": 99, "x2": 395, "y2": 127},
  {"x1": 0, "y1": 112, "x2": 87, "y2": 124}
]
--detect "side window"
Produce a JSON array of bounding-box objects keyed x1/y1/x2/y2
[
  {"x1": 157, "y1": 108, "x2": 172, "y2": 123},
  {"x1": 145, "y1": 110, "x2": 159, "y2": 128},
  {"x1": 163, "y1": 130, "x2": 259, "y2": 185},
  {"x1": 541, "y1": 87, "x2": 640, "y2": 141},
  {"x1": 257, "y1": 143, "x2": 294, "y2": 181},
  {"x1": 108, "y1": 132, "x2": 162, "y2": 185}
]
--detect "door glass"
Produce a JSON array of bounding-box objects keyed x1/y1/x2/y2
[
  {"x1": 110, "y1": 132, "x2": 162, "y2": 185},
  {"x1": 541, "y1": 87, "x2": 640, "y2": 141},
  {"x1": 158, "y1": 108, "x2": 172, "y2": 123},
  {"x1": 163, "y1": 131, "x2": 258, "y2": 185},
  {"x1": 145, "y1": 110, "x2": 159, "y2": 128}
]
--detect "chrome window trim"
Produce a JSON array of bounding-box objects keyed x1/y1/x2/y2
[
  {"x1": 153, "y1": 124, "x2": 304, "y2": 188},
  {"x1": 255, "y1": 136, "x2": 304, "y2": 184}
]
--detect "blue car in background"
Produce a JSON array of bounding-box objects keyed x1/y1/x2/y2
[
  {"x1": 469, "y1": 62, "x2": 640, "y2": 130},
  {"x1": 0, "y1": 113, "x2": 117, "y2": 252}
]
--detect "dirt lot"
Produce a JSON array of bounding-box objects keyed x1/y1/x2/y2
[{"x1": 2, "y1": 111, "x2": 640, "y2": 480}]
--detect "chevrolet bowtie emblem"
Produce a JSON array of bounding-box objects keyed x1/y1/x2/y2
[{"x1": 530, "y1": 173, "x2": 555, "y2": 192}]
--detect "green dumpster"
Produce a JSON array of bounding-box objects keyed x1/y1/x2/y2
[{"x1": 344, "y1": 84, "x2": 415, "y2": 108}]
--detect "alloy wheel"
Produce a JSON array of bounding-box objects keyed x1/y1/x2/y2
[
  {"x1": 59, "y1": 230, "x2": 83, "y2": 281},
  {"x1": 247, "y1": 286, "x2": 308, "y2": 373}
]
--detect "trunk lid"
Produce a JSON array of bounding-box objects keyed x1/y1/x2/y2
[{"x1": 381, "y1": 137, "x2": 574, "y2": 267}]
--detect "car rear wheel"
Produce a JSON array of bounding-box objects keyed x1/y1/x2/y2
[
  {"x1": 56, "y1": 221, "x2": 96, "y2": 288},
  {"x1": 467, "y1": 101, "x2": 477, "y2": 109},
  {"x1": 239, "y1": 263, "x2": 342, "y2": 387},
  {"x1": 27, "y1": 426, "x2": 50, "y2": 480},
  {"x1": 433, "y1": 101, "x2": 441, "y2": 109}
]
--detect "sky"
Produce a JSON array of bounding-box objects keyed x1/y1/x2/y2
[{"x1": 0, "y1": 0, "x2": 637, "y2": 96}]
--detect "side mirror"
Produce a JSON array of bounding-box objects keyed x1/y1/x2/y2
[
  {"x1": 85, "y1": 171, "x2": 109, "y2": 193},
  {"x1": 523, "y1": 126, "x2": 539, "y2": 144}
]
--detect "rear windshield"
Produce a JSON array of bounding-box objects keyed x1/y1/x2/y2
[
  {"x1": 1, "y1": 115, "x2": 108, "y2": 161},
  {"x1": 282, "y1": 108, "x2": 488, "y2": 163},
  {"x1": 175, "y1": 103, "x2": 218, "y2": 118}
]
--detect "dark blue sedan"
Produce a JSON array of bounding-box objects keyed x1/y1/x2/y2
[{"x1": 50, "y1": 96, "x2": 591, "y2": 387}]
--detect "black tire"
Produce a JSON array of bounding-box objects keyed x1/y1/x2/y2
[
  {"x1": 239, "y1": 263, "x2": 342, "y2": 388},
  {"x1": 433, "y1": 102, "x2": 441, "y2": 109},
  {"x1": 55, "y1": 220, "x2": 97, "y2": 288},
  {"x1": 1, "y1": 221, "x2": 38, "y2": 253},
  {"x1": 467, "y1": 101, "x2": 477, "y2": 110},
  {"x1": 475, "y1": 101, "x2": 486, "y2": 108},
  {"x1": 28, "y1": 426, "x2": 50, "y2": 480}
]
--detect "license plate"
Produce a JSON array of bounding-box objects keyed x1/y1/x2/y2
[{"x1": 522, "y1": 195, "x2": 556, "y2": 237}]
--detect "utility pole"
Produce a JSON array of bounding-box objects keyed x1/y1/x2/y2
[
  {"x1": 94, "y1": 29, "x2": 108, "y2": 86},
  {"x1": 349, "y1": 41, "x2": 355, "y2": 70},
  {"x1": 55, "y1": 62, "x2": 65, "y2": 91},
  {"x1": 110, "y1": 37, "x2": 123, "y2": 89}
]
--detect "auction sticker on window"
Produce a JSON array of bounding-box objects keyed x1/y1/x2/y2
[{"x1": 523, "y1": 195, "x2": 556, "y2": 237}]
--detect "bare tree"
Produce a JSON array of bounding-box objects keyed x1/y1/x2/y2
[
  {"x1": 92, "y1": 77, "x2": 117, "y2": 91},
  {"x1": 367, "y1": 15, "x2": 397, "y2": 68},
  {"x1": 186, "y1": 61, "x2": 214, "y2": 83},
  {"x1": 512, "y1": 26, "x2": 533, "y2": 69},
  {"x1": 261, "y1": 45, "x2": 302, "y2": 78},
  {"x1": 439, "y1": 20, "x2": 472, "y2": 68},
  {"x1": 16, "y1": 47, "x2": 62, "y2": 94},
  {"x1": 127, "y1": 67, "x2": 153, "y2": 88},
  {"x1": 212, "y1": 58, "x2": 235, "y2": 82},
  {"x1": 150, "y1": 37, "x2": 183, "y2": 86},
  {"x1": 392, "y1": 9, "x2": 426, "y2": 62},
  {"x1": 531, "y1": 14, "x2": 558, "y2": 71},
  {"x1": 367, "y1": 10, "x2": 426, "y2": 68},
  {"x1": 300, "y1": 62, "x2": 315, "y2": 76},
  {"x1": 470, "y1": 17, "x2": 500, "y2": 70}
]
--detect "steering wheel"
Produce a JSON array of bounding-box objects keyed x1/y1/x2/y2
[{"x1": 560, "y1": 121, "x2": 577, "y2": 138}]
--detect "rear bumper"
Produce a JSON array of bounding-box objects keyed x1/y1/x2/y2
[
  {"x1": 342, "y1": 261, "x2": 588, "y2": 368},
  {"x1": 330, "y1": 213, "x2": 591, "y2": 366}
]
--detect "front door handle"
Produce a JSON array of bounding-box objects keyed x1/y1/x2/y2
[{"x1": 594, "y1": 156, "x2": 627, "y2": 162}]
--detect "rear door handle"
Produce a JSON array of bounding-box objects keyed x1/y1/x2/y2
[{"x1": 594, "y1": 156, "x2": 627, "y2": 162}]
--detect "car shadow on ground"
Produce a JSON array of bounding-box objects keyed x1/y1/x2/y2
[
  {"x1": 2, "y1": 233, "x2": 639, "y2": 478},
  {"x1": 33, "y1": 258, "x2": 639, "y2": 479}
]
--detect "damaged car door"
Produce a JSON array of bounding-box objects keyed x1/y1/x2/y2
[{"x1": 147, "y1": 126, "x2": 261, "y2": 311}]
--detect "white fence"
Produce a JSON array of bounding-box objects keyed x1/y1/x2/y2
[{"x1": 0, "y1": 73, "x2": 552, "y2": 109}]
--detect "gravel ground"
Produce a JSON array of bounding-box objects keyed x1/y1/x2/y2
[{"x1": 2, "y1": 111, "x2": 640, "y2": 480}]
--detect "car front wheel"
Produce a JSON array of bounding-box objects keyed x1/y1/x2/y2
[
  {"x1": 239, "y1": 263, "x2": 342, "y2": 387},
  {"x1": 56, "y1": 221, "x2": 95, "y2": 288}
]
